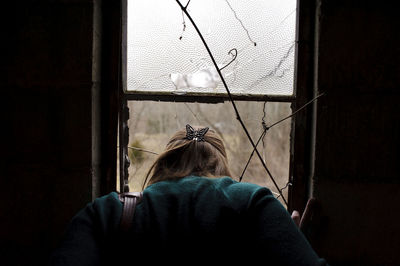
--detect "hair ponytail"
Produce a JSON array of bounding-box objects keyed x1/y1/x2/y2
[{"x1": 142, "y1": 126, "x2": 231, "y2": 189}]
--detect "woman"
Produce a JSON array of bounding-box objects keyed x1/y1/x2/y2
[{"x1": 50, "y1": 125, "x2": 327, "y2": 265}]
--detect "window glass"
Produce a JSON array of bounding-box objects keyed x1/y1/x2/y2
[{"x1": 126, "y1": 0, "x2": 297, "y2": 97}]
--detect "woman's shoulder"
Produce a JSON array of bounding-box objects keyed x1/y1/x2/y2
[
  {"x1": 81, "y1": 192, "x2": 123, "y2": 223},
  {"x1": 147, "y1": 175, "x2": 272, "y2": 193},
  {"x1": 142, "y1": 176, "x2": 276, "y2": 210},
  {"x1": 91, "y1": 192, "x2": 121, "y2": 207},
  {"x1": 213, "y1": 177, "x2": 275, "y2": 206},
  {"x1": 170, "y1": 176, "x2": 273, "y2": 204}
]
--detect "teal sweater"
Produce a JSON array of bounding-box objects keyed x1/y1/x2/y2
[{"x1": 51, "y1": 176, "x2": 327, "y2": 265}]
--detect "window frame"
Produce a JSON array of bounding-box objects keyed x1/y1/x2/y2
[{"x1": 111, "y1": 0, "x2": 318, "y2": 213}]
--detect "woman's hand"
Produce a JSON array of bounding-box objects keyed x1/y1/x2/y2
[
  {"x1": 291, "y1": 210, "x2": 301, "y2": 227},
  {"x1": 291, "y1": 198, "x2": 321, "y2": 231}
]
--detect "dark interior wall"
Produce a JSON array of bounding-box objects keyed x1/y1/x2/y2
[
  {"x1": 312, "y1": 0, "x2": 400, "y2": 265},
  {"x1": 0, "y1": 0, "x2": 399, "y2": 266},
  {"x1": 0, "y1": 0, "x2": 97, "y2": 265}
]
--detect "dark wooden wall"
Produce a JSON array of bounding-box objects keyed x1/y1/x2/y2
[
  {"x1": 0, "y1": 0, "x2": 118, "y2": 265},
  {"x1": 1, "y1": 1, "x2": 95, "y2": 265},
  {"x1": 312, "y1": 1, "x2": 400, "y2": 264},
  {"x1": 0, "y1": 0, "x2": 398, "y2": 265}
]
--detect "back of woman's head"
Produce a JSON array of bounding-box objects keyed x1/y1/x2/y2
[{"x1": 143, "y1": 125, "x2": 232, "y2": 188}]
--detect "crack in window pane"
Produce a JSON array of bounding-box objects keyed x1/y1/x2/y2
[{"x1": 224, "y1": 0, "x2": 257, "y2": 46}]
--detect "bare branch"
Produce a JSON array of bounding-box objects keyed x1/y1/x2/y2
[{"x1": 176, "y1": 0, "x2": 287, "y2": 205}]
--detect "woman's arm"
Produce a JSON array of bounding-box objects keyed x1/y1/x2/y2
[
  {"x1": 248, "y1": 187, "x2": 328, "y2": 266},
  {"x1": 49, "y1": 193, "x2": 122, "y2": 266}
]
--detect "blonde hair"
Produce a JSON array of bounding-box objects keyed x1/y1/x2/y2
[{"x1": 143, "y1": 126, "x2": 232, "y2": 189}]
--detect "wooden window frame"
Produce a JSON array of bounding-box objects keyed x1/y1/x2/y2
[{"x1": 101, "y1": 0, "x2": 318, "y2": 213}]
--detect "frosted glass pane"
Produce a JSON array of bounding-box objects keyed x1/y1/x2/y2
[{"x1": 126, "y1": 0, "x2": 296, "y2": 97}]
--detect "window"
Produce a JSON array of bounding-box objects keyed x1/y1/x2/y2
[{"x1": 119, "y1": 0, "x2": 300, "y2": 207}]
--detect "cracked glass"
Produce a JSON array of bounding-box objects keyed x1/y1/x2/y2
[{"x1": 126, "y1": 0, "x2": 297, "y2": 97}]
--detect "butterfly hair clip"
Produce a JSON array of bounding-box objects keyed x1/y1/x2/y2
[{"x1": 185, "y1": 124, "x2": 209, "y2": 142}]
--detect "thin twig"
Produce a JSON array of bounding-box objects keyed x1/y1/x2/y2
[
  {"x1": 179, "y1": 11, "x2": 186, "y2": 40},
  {"x1": 176, "y1": 0, "x2": 287, "y2": 205},
  {"x1": 193, "y1": 104, "x2": 232, "y2": 153},
  {"x1": 276, "y1": 182, "x2": 292, "y2": 199},
  {"x1": 220, "y1": 48, "x2": 238, "y2": 71},
  {"x1": 184, "y1": 103, "x2": 202, "y2": 125},
  {"x1": 239, "y1": 130, "x2": 267, "y2": 182},
  {"x1": 261, "y1": 101, "x2": 268, "y2": 166},
  {"x1": 127, "y1": 146, "x2": 159, "y2": 155},
  {"x1": 185, "y1": 0, "x2": 191, "y2": 9},
  {"x1": 238, "y1": 93, "x2": 325, "y2": 180},
  {"x1": 268, "y1": 93, "x2": 325, "y2": 129},
  {"x1": 271, "y1": 191, "x2": 280, "y2": 197}
]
